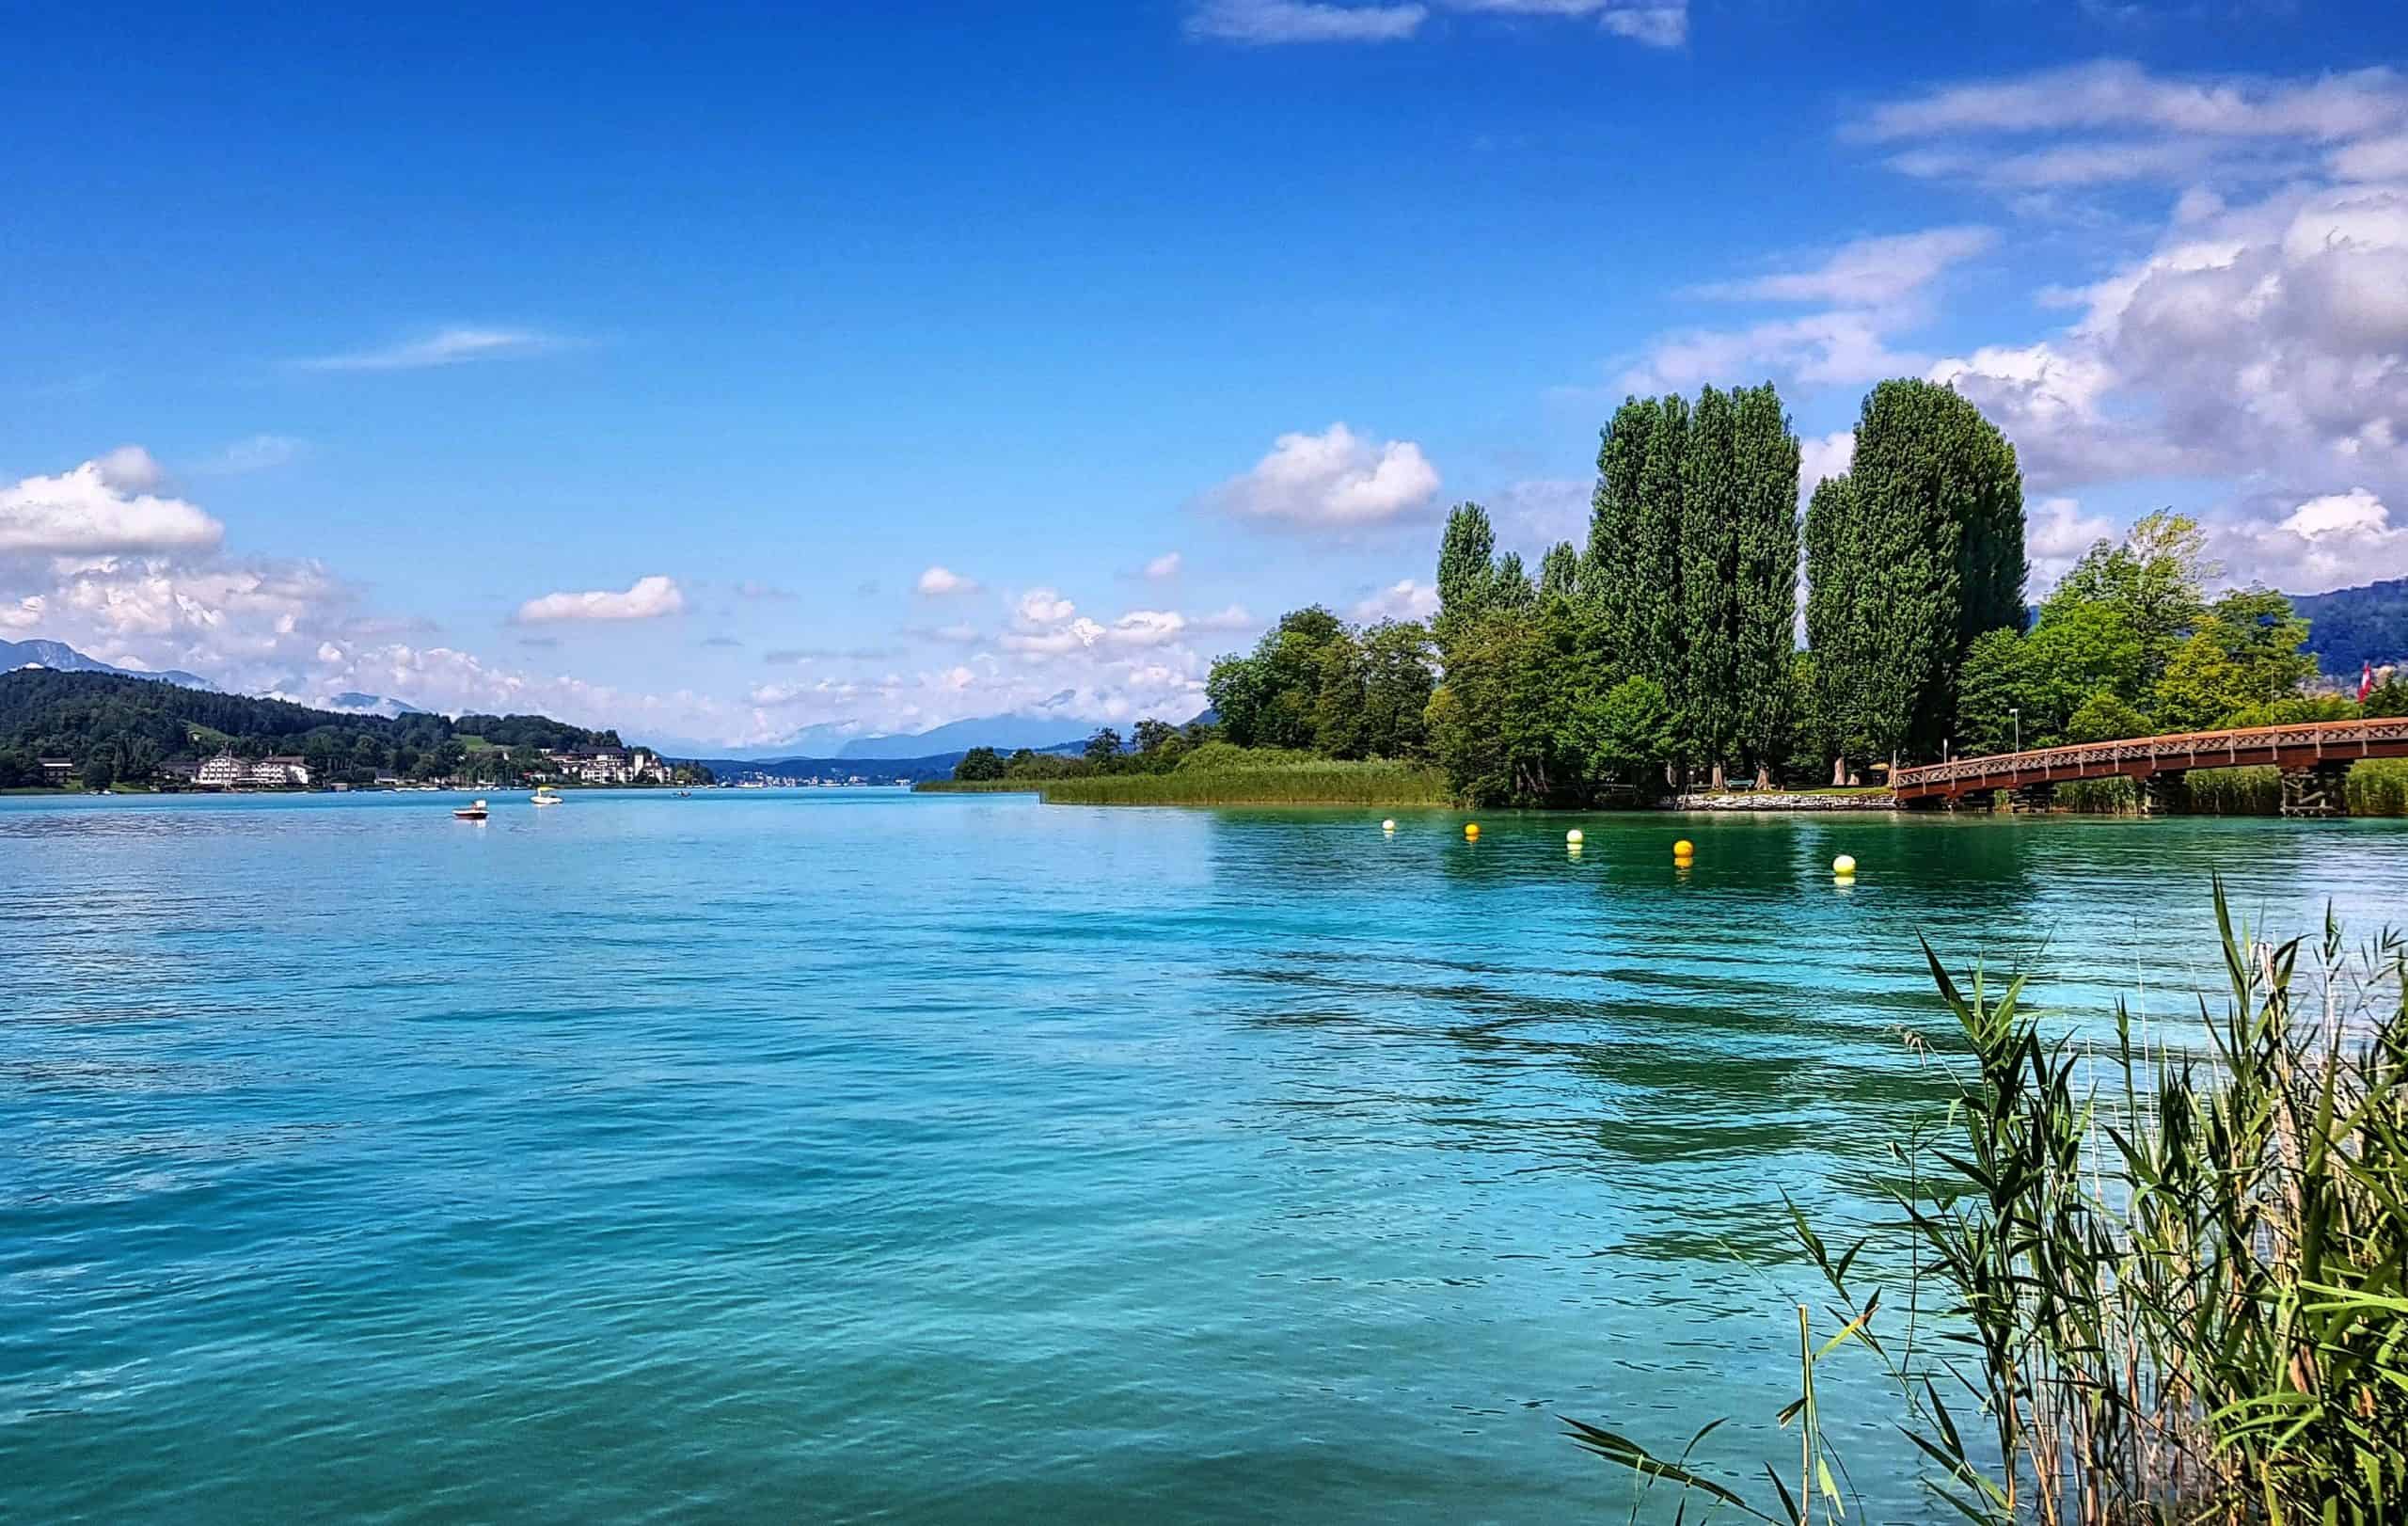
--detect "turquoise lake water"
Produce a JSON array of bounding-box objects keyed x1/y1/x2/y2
[{"x1": 4, "y1": 789, "x2": 2404, "y2": 1522}]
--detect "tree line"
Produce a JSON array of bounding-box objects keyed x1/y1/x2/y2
[{"x1": 1170, "y1": 375, "x2": 2368, "y2": 807}]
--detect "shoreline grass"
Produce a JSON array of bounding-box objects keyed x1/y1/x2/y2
[
  {"x1": 2057, "y1": 758, "x2": 2408, "y2": 816},
  {"x1": 919, "y1": 759, "x2": 1450, "y2": 806}
]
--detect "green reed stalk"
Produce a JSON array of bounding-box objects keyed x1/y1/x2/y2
[{"x1": 1568, "y1": 880, "x2": 2408, "y2": 1524}]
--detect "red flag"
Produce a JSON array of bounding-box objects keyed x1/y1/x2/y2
[{"x1": 2359, "y1": 661, "x2": 2374, "y2": 704}]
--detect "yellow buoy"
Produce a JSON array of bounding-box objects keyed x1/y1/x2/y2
[
  {"x1": 1464, "y1": 822, "x2": 1481, "y2": 839},
  {"x1": 1832, "y1": 854, "x2": 1857, "y2": 875},
  {"x1": 1672, "y1": 839, "x2": 1694, "y2": 857},
  {"x1": 1566, "y1": 829, "x2": 1584, "y2": 845},
  {"x1": 1381, "y1": 819, "x2": 1396, "y2": 833}
]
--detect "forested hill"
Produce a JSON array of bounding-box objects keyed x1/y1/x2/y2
[
  {"x1": 2291, "y1": 578, "x2": 2408, "y2": 675},
  {"x1": 0, "y1": 668, "x2": 624, "y2": 787}
]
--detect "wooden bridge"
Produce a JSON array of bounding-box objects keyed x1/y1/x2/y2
[{"x1": 1890, "y1": 717, "x2": 2408, "y2": 817}]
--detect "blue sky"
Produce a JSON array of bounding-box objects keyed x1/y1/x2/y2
[{"x1": 6, "y1": 1, "x2": 2408, "y2": 750}]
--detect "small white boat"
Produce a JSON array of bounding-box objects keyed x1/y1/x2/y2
[
  {"x1": 531, "y1": 787, "x2": 562, "y2": 806},
  {"x1": 453, "y1": 798, "x2": 489, "y2": 820}
]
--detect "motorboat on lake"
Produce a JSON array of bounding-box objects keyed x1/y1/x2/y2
[
  {"x1": 531, "y1": 787, "x2": 562, "y2": 806},
  {"x1": 453, "y1": 799, "x2": 489, "y2": 820}
]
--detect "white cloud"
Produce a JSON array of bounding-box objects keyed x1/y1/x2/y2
[
  {"x1": 0, "y1": 452, "x2": 224, "y2": 557},
  {"x1": 1191, "y1": 604, "x2": 1258, "y2": 632},
  {"x1": 295, "y1": 326, "x2": 565, "y2": 373},
  {"x1": 1189, "y1": 0, "x2": 1687, "y2": 45},
  {"x1": 198, "y1": 435, "x2": 304, "y2": 476},
  {"x1": 1144, "y1": 550, "x2": 1183, "y2": 580},
  {"x1": 1185, "y1": 0, "x2": 1426, "y2": 43},
  {"x1": 1854, "y1": 61, "x2": 2408, "y2": 145},
  {"x1": 1206, "y1": 422, "x2": 1441, "y2": 529},
  {"x1": 1454, "y1": 0, "x2": 1686, "y2": 45},
  {"x1": 2335, "y1": 133, "x2": 2408, "y2": 183},
  {"x1": 1015, "y1": 588, "x2": 1077, "y2": 625},
  {"x1": 1690, "y1": 226, "x2": 1995, "y2": 306},
  {"x1": 513, "y1": 575, "x2": 687, "y2": 624},
  {"x1": 915, "y1": 564, "x2": 980, "y2": 596},
  {"x1": 1798, "y1": 430, "x2": 1857, "y2": 501},
  {"x1": 2026, "y1": 497, "x2": 2119, "y2": 595},
  {"x1": 1001, "y1": 617, "x2": 1105, "y2": 655},
  {"x1": 1351, "y1": 579, "x2": 1440, "y2": 622},
  {"x1": 1106, "y1": 610, "x2": 1188, "y2": 646},
  {"x1": 1925, "y1": 183, "x2": 2408, "y2": 496},
  {"x1": 3, "y1": 595, "x2": 44, "y2": 629},
  {"x1": 2220, "y1": 488, "x2": 2408, "y2": 593},
  {"x1": 1595, "y1": 3, "x2": 1684, "y2": 45},
  {"x1": 1618, "y1": 310, "x2": 1923, "y2": 395},
  {"x1": 95, "y1": 445, "x2": 166, "y2": 494}
]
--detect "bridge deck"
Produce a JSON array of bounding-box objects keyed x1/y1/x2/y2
[{"x1": 1891, "y1": 718, "x2": 2408, "y2": 803}]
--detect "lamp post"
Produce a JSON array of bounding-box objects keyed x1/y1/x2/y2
[{"x1": 2010, "y1": 707, "x2": 2021, "y2": 754}]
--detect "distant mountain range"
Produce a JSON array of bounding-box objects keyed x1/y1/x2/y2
[
  {"x1": 2, "y1": 638, "x2": 216, "y2": 692},
  {"x1": 323, "y1": 691, "x2": 428, "y2": 719},
  {"x1": 0, "y1": 638, "x2": 437, "y2": 718}
]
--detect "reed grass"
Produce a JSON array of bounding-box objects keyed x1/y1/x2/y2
[
  {"x1": 1027, "y1": 759, "x2": 1450, "y2": 805},
  {"x1": 2057, "y1": 761, "x2": 2408, "y2": 816},
  {"x1": 1573, "y1": 881, "x2": 2408, "y2": 1524}
]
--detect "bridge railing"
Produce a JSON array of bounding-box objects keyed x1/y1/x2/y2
[{"x1": 1892, "y1": 717, "x2": 2408, "y2": 794}]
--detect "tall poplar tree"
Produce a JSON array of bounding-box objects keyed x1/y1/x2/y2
[
  {"x1": 1587, "y1": 397, "x2": 1656, "y2": 664},
  {"x1": 1434, "y1": 501, "x2": 1498, "y2": 652},
  {"x1": 1538, "y1": 540, "x2": 1581, "y2": 603},
  {"x1": 1679, "y1": 386, "x2": 1743, "y2": 784},
  {"x1": 1630, "y1": 393, "x2": 1689, "y2": 700},
  {"x1": 1803, "y1": 474, "x2": 1863, "y2": 782},
  {"x1": 1730, "y1": 384, "x2": 1802, "y2": 787},
  {"x1": 1805, "y1": 379, "x2": 2026, "y2": 776}
]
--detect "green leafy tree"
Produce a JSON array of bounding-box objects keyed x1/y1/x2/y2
[
  {"x1": 1679, "y1": 384, "x2": 1743, "y2": 783},
  {"x1": 1538, "y1": 540, "x2": 1581, "y2": 603},
  {"x1": 1083, "y1": 727, "x2": 1124, "y2": 767},
  {"x1": 2044, "y1": 510, "x2": 2213, "y2": 690},
  {"x1": 1434, "y1": 502, "x2": 1500, "y2": 650},
  {"x1": 1806, "y1": 379, "x2": 2025, "y2": 776},
  {"x1": 2064, "y1": 689, "x2": 2153, "y2": 743},
  {"x1": 1587, "y1": 396, "x2": 1654, "y2": 663},
  {"x1": 1570, "y1": 675, "x2": 1678, "y2": 789},
  {"x1": 1732, "y1": 384, "x2": 1802, "y2": 786},
  {"x1": 953, "y1": 746, "x2": 1006, "y2": 782},
  {"x1": 1631, "y1": 393, "x2": 1689, "y2": 702},
  {"x1": 1358, "y1": 621, "x2": 1436, "y2": 758}
]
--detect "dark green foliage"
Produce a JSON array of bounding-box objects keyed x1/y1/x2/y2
[
  {"x1": 1208, "y1": 609, "x2": 1435, "y2": 760},
  {"x1": 1630, "y1": 392, "x2": 1690, "y2": 697},
  {"x1": 1587, "y1": 396, "x2": 1655, "y2": 664},
  {"x1": 1731, "y1": 385, "x2": 1803, "y2": 783},
  {"x1": 1082, "y1": 727, "x2": 1123, "y2": 766},
  {"x1": 1434, "y1": 502, "x2": 1500, "y2": 649},
  {"x1": 952, "y1": 746, "x2": 1006, "y2": 782},
  {"x1": 1679, "y1": 385, "x2": 1743, "y2": 775},
  {"x1": 1206, "y1": 606, "x2": 1348, "y2": 750},
  {"x1": 1537, "y1": 540, "x2": 1581, "y2": 603},
  {"x1": 1807, "y1": 379, "x2": 2025, "y2": 770}
]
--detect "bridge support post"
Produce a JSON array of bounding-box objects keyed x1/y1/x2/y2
[
  {"x1": 2279, "y1": 762, "x2": 2353, "y2": 819},
  {"x1": 2005, "y1": 782, "x2": 2058, "y2": 815},
  {"x1": 2136, "y1": 773, "x2": 2188, "y2": 817}
]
